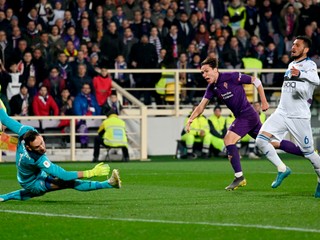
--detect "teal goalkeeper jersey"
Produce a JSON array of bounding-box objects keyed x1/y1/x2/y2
[{"x1": 0, "y1": 109, "x2": 78, "y2": 188}]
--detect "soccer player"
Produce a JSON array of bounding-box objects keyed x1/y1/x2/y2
[
  {"x1": 0, "y1": 105, "x2": 121, "y2": 202},
  {"x1": 186, "y1": 56, "x2": 269, "y2": 190},
  {"x1": 256, "y1": 35, "x2": 320, "y2": 197}
]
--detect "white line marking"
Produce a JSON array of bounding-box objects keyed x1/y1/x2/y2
[{"x1": 1, "y1": 209, "x2": 319, "y2": 233}]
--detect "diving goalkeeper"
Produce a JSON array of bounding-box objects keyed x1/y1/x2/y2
[{"x1": 0, "y1": 104, "x2": 121, "y2": 202}]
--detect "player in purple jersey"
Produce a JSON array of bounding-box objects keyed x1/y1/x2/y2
[{"x1": 186, "y1": 56, "x2": 269, "y2": 190}]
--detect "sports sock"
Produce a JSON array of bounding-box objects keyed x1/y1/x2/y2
[
  {"x1": 74, "y1": 179, "x2": 112, "y2": 191},
  {"x1": 280, "y1": 140, "x2": 303, "y2": 156},
  {"x1": 256, "y1": 134, "x2": 286, "y2": 172},
  {"x1": 0, "y1": 189, "x2": 37, "y2": 202},
  {"x1": 304, "y1": 152, "x2": 320, "y2": 182},
  {"x1": 226, "y1": 144, "x2": 242, "y2": 176}
]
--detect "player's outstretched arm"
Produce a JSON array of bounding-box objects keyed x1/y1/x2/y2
[
  {"x1": 0, "y1": 104, "x2": 24, "y2": 134},
  {"x1": 252, "y1": 77, "x2": 269, "y2": 111},
  {"x1": 81, "y1": 163, "x2": 111, "y2": 178},
  {"x1": 186, "y1": 98, "x2": 209, "y2": 132}
]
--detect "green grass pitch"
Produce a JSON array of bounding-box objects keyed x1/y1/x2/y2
[{"x1": 1, "y1": 155, "x2": 320, "y2": 240}]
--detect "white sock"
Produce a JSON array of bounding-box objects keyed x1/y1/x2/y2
[
  {"x1": 256, "y1": 135, "x2": 286, "y2": 172},
  {"x1": 305, "y1": 152, "x2": 320, "y2": 181},
  {"x1": 235, "y1": 172, "x2": 243, "y2": 178}
]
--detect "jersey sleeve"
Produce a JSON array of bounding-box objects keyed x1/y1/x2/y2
[
  {"x1": 299, "y1": 61, "x2": 320, "y2": 86},
  {"x1": 36, "y1": 155, "x2": 78, "y2": 181},
  {"x1": 0, "y1": 109, "x2": 35, "y2": 137},
  {"x1": 203, "y1": 84, "x2": 215, "y2": 99},
  {"x1": 237, "y1": 72, "x2": 252, "y2": 84}
]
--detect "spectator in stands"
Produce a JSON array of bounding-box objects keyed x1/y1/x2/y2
[
  {"x1": 155, "y1": 17, "x2": 168, "y2": 45},
  {"x1": 176, "y1": 11, "x2": 195, "y2": 50},
  {"x1": 226, "y1": 0, "x2": 246, "y2": 35},
  {"x1": 195, "y1": 23, "x2": 210, "y2": 51},
  {"x1": 297, "y1": 0, "x2": 318, "y2": 35},
  {"x1": 235, "y1": 28, "x2": 250, "y2": 54},
  {"x1": 70, "y1": 50, "x2": 94, "y2": 77},
  {"x1": 101, "y1": 91, "x2": 123, "y2": 116},
  {"x1": 9, "y1": 84, "x2": 32, "y2": 116},
  {"x1": 129, "y1": 34, "x2": 158, "y2": 105},
  {"x1": 8, "y1": 26, "x2": 22, "y2": 50},
  {"x1": 56, "y1": 51, "x2": 73, "y2": 86},
  {"x1": 63, "y1": 26, "x2": 80, "y2": 50},
  {"x1": 164, "y1": 8, "x2": 176, "y2": 29},
  {"x1": 216, "y1": 36, "x2": 227, "y2": 68},
  {"x1": 122, "y1": 0, "x2": 140, "y2": 22},
  {"x1": 0, "y1": 85, "x2": 10, "y2": 115},
  {"x1": 77, "y1": 17, "x2": 94, "y2": 45},
  {"x1": 223, "y1": 36, "x2": 246, "y2": 69},
  {"x1": 149, "y1": 27, "x2": 162, "y2": 57},
  {"x1": 26, "y1": 76, "x2": 38, "y2": 98},
  {"x1": 181, "y1": 104, "x2": 212, "y2": 159},
  {"x1": 0, "y1": 30, "x2": 13, "y2": 69},
  {"x1": 48, "y1": 25, "x2": 65, "y2": 60},
  {"x1": 1, "y1": 63, "x2": 23, "y2": 103},
  {"x1": 48, "y1": 0, "x2": 65, "y2": 26},
  {"x1": 100, "y1": 22, "x2": 123, "y2": 69},
  {"x1": 42, "y1": 66, "x2": 66, "y2": 103},
  {"x1": 151, "y1": 2, "x2": 164, "y2": 26},
  {"x1": 91, "y1": 17, "x2": 105, "y2": 44},
  {"x1": 71, "y1": 0, "x2": 93, "y2": 24},
  {"x1": 113, "y1": 54, "x2": 129, "y2": 88},
  {"x1": 92, "y1": 109, "x2": 129, "y2": 162},
  {"x1": 23, "y1": 20, "x2": 41, "y2": 48},
  {"x1": 93, "y1": 5, "x2": 104, "y2": 20},
  {"x1": 63, "y1": 10, "x2": 76, "y2": 32},
  {"x1": 244, "y1": 0, "x2": 259, "y2": 36},
  {"x1": 141, "y1": 9, "x2": 153, "y2": 36},
  {"x1": 56, "y1": 88, "x2": 74, "y2": 147},
  {"x1": 32, "y1": 85, "x2": 59, "y2": 117},
  {"x1": 73, "y1": 83, "x2": 100, "y2": 148},
  {"x1": 103, "y1": 0, "x2": 117, "y2": 15},
  {"x1": 70, "y1": 63, "x2": 92, "y2": 96},
  {"x1": 122, "y1": 27, "x2": 138, "y2": 63},
  {"x1": 163, "y1": 24, "x2": 183, "y2": 63},
  {"x1": 111, "y1": 6, "x2": 126, "y2": 28},
  {"x1": 92, "y1": 66, "x2": 112, "y2": 107},
  {"x1": 63, "y1": 40, "x2": 78, "y2": 62},
  {"x1": 19, "y1": 51, "x2": 36, "y2": 84},
  {"x1": 176, "y1": 52, "x2": 194, "y2": 104},
  {"x1": 130, "y1": 10, "x2": 143, "y2": 39},
  {"x1": 32, "y1": 47, "x2": 48, "y2": 84},
  {"x1": 200, "y1": 38, "x2": 218, "y2": 61},
  {"x1": 208, "y1": 105, "x2": 226, "y2": 156},
  {"x1": 35, "y1": 0, "x2": 53, "y2": 26}
]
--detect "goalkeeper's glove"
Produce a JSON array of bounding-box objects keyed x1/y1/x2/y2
[{"x1": 83, "y1": 163, "x2": 110, "y2": 178}]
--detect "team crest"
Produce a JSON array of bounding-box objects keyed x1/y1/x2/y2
[{"x1": 223, "y1": 82, "x2": 228, "y2": 89}]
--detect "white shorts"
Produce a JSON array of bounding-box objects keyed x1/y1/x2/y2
[{"x1": 260, "y1": 111, "x2": 314, "y2": 153}]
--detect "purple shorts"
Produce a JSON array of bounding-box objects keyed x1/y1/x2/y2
[{"x1": 229, "y1": 110, "x2": 261, "y2": 139}]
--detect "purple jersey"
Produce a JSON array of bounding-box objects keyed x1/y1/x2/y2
[{"x1": 204, "y1": 72, "x2": 255, "y2": 118}]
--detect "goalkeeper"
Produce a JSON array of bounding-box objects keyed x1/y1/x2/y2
[{"x1": 0, "y1": 104, "x2": 121, "y2": 202}]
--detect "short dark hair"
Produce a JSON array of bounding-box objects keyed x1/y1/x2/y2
[
  {"x1": 295, "y1": 35, "x2": 312, "y2": 49},
  {"x1": 23, "y1": 130, "x2": 40, "y2": 146},
  {"x1": 106, "y1": 109, "x2": 117, "y2": 117},
  {"x1": 201, "y1": 57, "x2": 219, "y2": 69},
  {"x1": 214, "y1": 105, "x2": 221, "y2": 111}
]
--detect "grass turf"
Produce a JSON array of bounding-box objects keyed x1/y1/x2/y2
[{"x1": 1, "y1": 154, "x2": 320, "y2": 240}]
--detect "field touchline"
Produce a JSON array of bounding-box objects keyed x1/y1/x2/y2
[{"x1": 1, "y1": 209, "x2": 320, "y2": 234}]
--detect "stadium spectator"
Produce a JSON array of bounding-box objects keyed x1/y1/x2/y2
[
  {"x1": 0, "y1": 30, "x2": 13, "y2": 69},
  {"x1": 163, "y1": 24, "x2": 183, "y2": 62},
  {"x1": 26, "y1": 76, "x2": 38, "y2": 99},
  {"x1": 176, "y1": 11, "x2": 195, "y2": 50},
  {"x1": 129, "y1": 34, "x2": 158, "y2": 105},
  {"x1": 69, "y1": 63, "x2": 92, "y2": 96},
  {"x1": 200, "y1": 38, "x2": 218, "y2": 61},
  {"x1": 63, "y1": 40, "x2": 78, "y2": 62},
  {"x1": 130, "y1": 10, "x2": 144, "y2": 39},
  {"x1": 35, "y1": 0, "x2": 53, "y2": 26},
  {"x1": 73, "y1": 83, "x2": 100, "y2": 148},
  {"x1": 71, "y1": 0, "x2": 93, "y2": 24},
  {"x1": 11, "y1": 39, "x2": 30, "y2": 64},
  {"x1": 297, "y1": 0, "x2": 319, "y2": 35},
  {"x1": 8, "y1": 26, "x2": 22, "y2": 50},
  {"x1": 122, "y1": 27, "x2": 138, "y2": 63},
  {"x1": 0, "y1": 85, "x2": 10, "y2": 115},
  {"x1": 223, "y1": 36, "x2": 246, "y2": 69},
  {"x1": 91, "y1": 17, "x2": 105, "y2": 44},
  {"x1": 48, "y1": 0, "x2": 65, "y2": 26},
  {"x1": 56, "y1": 51, "x2": 73, "y2": 86},
  {"x1": 19, "y1": 51, "x2": 37, "y2": 84},
  {"x1": 100, "y1": 22, "x2": 124, "y2": 69},
  {"x1": 235, "y1": 28, "x2": 250, "y2": 54},
  {"x1": 48, "y1": 25, "x2": 65, "y2": 60},
  {"x1": 141, "y1": 9, "x2": 153, "y2": 36},
  {"x1": 62, "y1": 26, "x2": 80, "y2": 50},
  {"x1": 0, "y1": 104, "x2": 120, "y2": 202},
  {"x1": 23, "y1": 20, "x2": 41, "y2": 48},
  {"x1": 9, "y1": 84, "x2": 32, "y2": 116},
  {"x1": 149, "y1": 27, "x2": 162, "y2": 57},
  {"x1": 155, "y1": 17, "x2": 168, "y2": 45},
  {"x1": 244, "y1": 0, "x2": 259, "y2": 36},
  {"x1": 226, "y1": 0, "x2": 246, "y2": 35},
  {"x1": 122, "y1": 0, "x2": 140, "y2": 22},
  {"x1": 101, "y1": 91, "x2": 123, "y2": 116},
  {"x1": 92, "y1": 109, "x2": 129, "y2": 162},
  {"x1": 56, "y1": 88, "x2": 74, "y2": 148},
  {"x1": 113, "y1": 54, "x2": 129, "y2": 88},
  {"x1": 70, "y1": 50, "x2": 94, "y2": 77},
  {"x1": 111, "y1": 6, "x2": 126, "y2": 28},
  {"x1": 194, "y1": 23, "x2": 210, "y2": 51},
  {"x1": 63, "y1": 10, "x2": 76, "y2": 32},
  {"x1": 32, "y1": 85, "x2": 59, "y2": 117},
  {"x1": 42, "y1": 66, "x2": 66, "y2": 103},
  {"x1": 163, "y1": 8, "x2": 176, "y2": 30},
  {"x1": 92, "y1": 66, "x2": 112, "y2": 107}
]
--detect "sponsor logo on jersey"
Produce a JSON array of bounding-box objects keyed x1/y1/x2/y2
[
  {"x1": 43, "y1": 160, "x2": 51, "y2": 168},
  {"x1": 283, "y1": 81, "x2": 296, "y2": 92},
  {"x1": 223, "y1": 82, "x2": 228, "y2": 89}
]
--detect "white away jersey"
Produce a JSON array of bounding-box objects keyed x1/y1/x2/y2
[{"x1": 276, "y1": 58, "x2": 320, "y2": 119}]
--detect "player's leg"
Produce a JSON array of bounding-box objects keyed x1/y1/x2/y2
[
  {"x1": 0, "y1": 189, "x2": 43, "y2": 202},
  {"x1": 224, "y1": 130, "x2": 246, "y2": 190},
  {"x1": 46, "y1": 169, "x2": 121, "y2": 191},
  {"x1": 288, "y1": 119, "x2": 320, "y2": 197},
  {"x1": 256, "y1": 114, "x2": 291, "y2": 188},
  {"x1": 92, "y1": 136, "x2": 103, "y2": 162}
]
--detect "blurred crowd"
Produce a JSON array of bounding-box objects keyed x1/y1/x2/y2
[{"x1": 0, "y1": 0, "x2": 320, "y2": 114}]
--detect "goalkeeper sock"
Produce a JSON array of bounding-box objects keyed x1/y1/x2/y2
[
  {"x1": 0, "y1": 189, "x2": 37, "y2": 202},
  {"x1": 74, "y1": 180, "x2": 112, "y2": 191}
]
